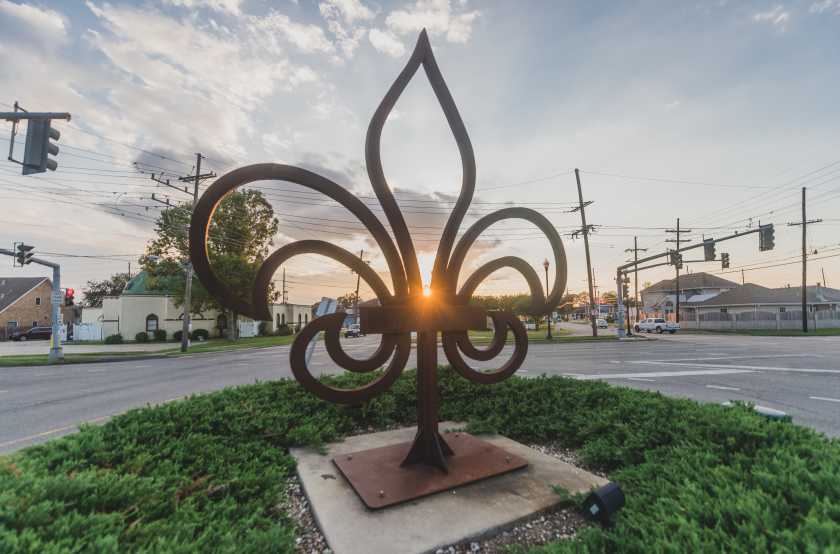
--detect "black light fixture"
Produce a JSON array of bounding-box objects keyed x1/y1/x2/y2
[{"x1": 583, "y1": 482, "x2": 625, "y2": 527}]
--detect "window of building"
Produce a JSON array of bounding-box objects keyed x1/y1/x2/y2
[
  {"x1": 304, "y1": 313, "x2": 309, "y2": 323},
  {"x1": 779, "y1": 307, "x2": 786, "y2": 313},
  {"x1": 32, "y1": 321, "x2": 38, "y2": 328},
  {"x1": 35, "y1": 297, "x2": 41, "y2": 306},
  {"x1": 8, "y1": 320, "x2": 17, "y2": 328},
  {"x1": 281, "y1": 313, "x2": 286, "y2": 325},
  {"x1": 720, "y1": 308, "x2": 728, "y2": 314},
  {"x1": 298, "y1": 313, "x2": 302, "y2": 327},
  {"x1": 145, "y1": 314, "x2": 159, "y2": 332},
  {"x1": 276, "y1": 314, "x2": 281, "y2": 328}
]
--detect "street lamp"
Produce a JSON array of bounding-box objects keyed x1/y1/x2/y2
[{"x1": 543, "y1": 258, "x2": 552, "y2": 339}]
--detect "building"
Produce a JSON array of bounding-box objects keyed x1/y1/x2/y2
[
  {"x1": 684, "y1": 284, "x2": 840, "y2": 330},
  {"x1": 641, "y1": 273, "x2": 739, "y2": 320},
  {"x1": 92, "y1": 271, "x2": 312, "y2": 340},
  {"x1": 0, "y1": 277, "x2": 53, "y2": 339}
]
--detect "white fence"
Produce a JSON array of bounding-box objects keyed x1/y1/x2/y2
[
  {"x1": 680, "y1": 310, "x2": 840, "y2": 331},
  {"x1": 238, "y1": 320, "x2": 260, "y2": 338},
  {"x1": 72, "y1": 323, "x2": 103, "y2": 342}
]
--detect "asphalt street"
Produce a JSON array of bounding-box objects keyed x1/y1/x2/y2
[{"x1": 1, "y1": 332, "x2": 838, "y2": 453}]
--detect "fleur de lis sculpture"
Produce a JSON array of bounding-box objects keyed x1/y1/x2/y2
[{"x1": 190, "y1": 30, "x2": 567, "y2": 474}]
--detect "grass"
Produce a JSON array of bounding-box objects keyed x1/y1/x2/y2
[
  {"x1": 467, "y1": 329, "x2": 617, "y2": 343},
  {"x1": 682, "y1": 327, "x2": 840, "y2": 336},
  {"x1": 2, "y1": 369, "x2": 839, "y2": 553},
  {"x1": 171, "y1": 334, "x2": 296, "y2": 354},
  {"x1": 0, "y1": 351, "x2": 165, "y2": 367}
]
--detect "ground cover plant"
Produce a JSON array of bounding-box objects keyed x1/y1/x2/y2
[{"x1": 1, "y1": 369, "x2": 838, "y2": 553}]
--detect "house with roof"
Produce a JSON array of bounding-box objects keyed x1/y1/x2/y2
[
  {"x1": 640, "y1": 272, "x2": 739, "y2": 320},
  {"x1": 0, "y1": 277, "x2": 77, "y2": 340},
  {"x1": 685, "y1": 283, "x2": 840, "y2": 330},
  {"x1": 90, "y1": 271, "x2": 312, "y2": 340}
]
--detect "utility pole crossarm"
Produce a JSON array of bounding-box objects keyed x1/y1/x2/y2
[
  {"x1": 150, "y1": 172, "x2": 190, "y2": 195},
  {"x1": 0, "y1": 112, "x2": 71, "y2": 121}
]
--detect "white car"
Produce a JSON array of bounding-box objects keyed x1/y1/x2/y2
[
  {"x1": 596, "y1": 318, "x2": 609, "y2": 329},
  {"x1": 635, "y1": 318, "x2": 679, "y2": 334}
]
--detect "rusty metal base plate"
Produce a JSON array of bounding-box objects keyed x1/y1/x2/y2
[{"x1": 332, "y1": 432, "x2": 528, "y2": 510}]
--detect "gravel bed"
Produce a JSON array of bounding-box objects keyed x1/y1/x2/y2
[{"x1": 285, "y1": 438, "x2": 602, "y2": 553}]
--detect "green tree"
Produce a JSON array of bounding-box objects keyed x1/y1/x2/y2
[
  {"x1": 82, "y1": 272, "x2": 131, "y2": 307},
  {"x1": 602, "y1": 291, "x2": 617, "y2": 304},
  {"x1": 337, "y1": 291, "x2": 359, "y2": 311},
  {"x1": 143, "y1": 189, "x2": 280, "y2": 337}
]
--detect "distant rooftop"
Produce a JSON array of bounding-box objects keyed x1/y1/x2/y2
[
  {"x1": 0, "y1": 277, "x2": 49, "y2": 313},
  {"x1": 694, "y1": 284, "x2": 840, "y2": 306},
  {"x1": 121, "y1": 271, "x2": 181, "y2": 296},
  {"x1": 642, "y1": 272, "x2": 739, "y2": 294}
]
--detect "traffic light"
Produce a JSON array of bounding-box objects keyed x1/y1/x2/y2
[
  {"x1": 703, "y1": 239, "x2": 716, "y2": 261},
  {"x1": 15, "y1": 243, "x2": 34, "y2": 266},
  {"x1": 22, "y1": 119, "x2": 61, "y2": 175},
  {"x1": 759, "y1": 224, "x2": 775, "y2": 251},
  {"x1": 721, "y1": 252, "x2": 730, "y2": 269},
  {"x1": 64, "y1": 288, "x2": 75, "y2": 306},
  {"x1": 669, "y1": 250, "x2": 683, "y2": 269},
  {"x1": 622, "y1": 279, "x2": 630, "y2": 300}
]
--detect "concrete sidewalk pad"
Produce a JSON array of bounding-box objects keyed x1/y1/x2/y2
[{"x1": 292, "y1": 422, "x2": 608, "y2": 554}]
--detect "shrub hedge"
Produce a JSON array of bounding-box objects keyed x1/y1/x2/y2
[
  {"x1": 134, "y1": 332, "x2": 149, "y2": 343},
  {"x1": 1, "y1": 369, "x2": 838, "y2": 553},
  {"x1": 153, "y1": 330, "x2": 167, "y2": 342},
  {"x1": 103, "y1": 333, "x2": 123, "y2": 345}
]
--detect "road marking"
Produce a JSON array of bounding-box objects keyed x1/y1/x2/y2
[
  {"x1": 567, "y1": 369, "x2": 755, "y2": 380},
  {"x1": 516, "y1": 369, "x2": 528, "y2": 373},
  {"x1": 810, "y1": 396, "x2": 840, "y2": 403},
  {"x1": 0, "y1": 390, "x2": 7, "y2": 393},
  {"x1": 634, "y1": 354, "x2": 811, "y2": 363},
  {"x1": 609, "y1": 360, "x2": 621, "y2": 364},
  {"x1": 627, "y1": 377, "x2": 655, "y2": 382},
  {"x1": 706, "y1": 385, "x2": 740, "y2": 391},
  {"x1": 0, "y1": 415, "x2": 110, "y2": 449},
  {"x1": 634, "y1": 361, "x2": 840, "y2": 374}
]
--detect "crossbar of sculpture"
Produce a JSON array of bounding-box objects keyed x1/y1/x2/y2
[{"x1": 189, "y1": 29, "x2": 568, "y2": 474}]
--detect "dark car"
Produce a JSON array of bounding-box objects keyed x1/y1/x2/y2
[{"x1": 10, "y1": 326, "x2": 52, "y2": 341}]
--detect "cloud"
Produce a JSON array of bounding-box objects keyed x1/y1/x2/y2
[
  {"x1": 161, "y1": 0, "x2": 243, "y2": 15},
  {"x1": 247, "y1": 11, "x2": 335, "y2": 55},
  {"x1": 0, "y1": 0, "x2": 68, "y2": 49},
  {"x1": 369, "y1": 28, "x2": 406, "y2": 57},
  {"x1": 809, "y1": 0, "x2": 840, "y2": 14},
  {"x1": 384, "y1": 0, "x2": 480, "y2": 43},
  {"x1": 319, "y1": 0, "x2": 375, "y2": 24},
  {"x1": 752, "y1": 5, "x2": 790, "y2": 30}
]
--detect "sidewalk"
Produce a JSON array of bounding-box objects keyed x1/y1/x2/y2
[{"x1": 0, "y1": 341, "x2": 176, "y2": 356}]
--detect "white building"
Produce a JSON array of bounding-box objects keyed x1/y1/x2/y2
[{"x1": 87, "y1": 271, "x2": 311, "y2": 340}]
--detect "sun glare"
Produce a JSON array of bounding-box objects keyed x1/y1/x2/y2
[{"x1": 422, "y1": 285, "x2": 432, "y2": 297}]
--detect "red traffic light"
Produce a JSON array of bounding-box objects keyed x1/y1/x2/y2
[{"x1": 65, "y1": 288, "x2": 74, "y2": 297}]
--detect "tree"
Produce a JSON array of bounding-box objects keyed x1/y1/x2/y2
[
  {"x1": 337, "y1": 291, "x2": 359, "y2": 311},
  {"x1": 143, "y1": 189, "x2": 280, "y2": 336},
  {"x1": 82, "y1": 272, "x2": 131, "y2": 307},
  {"x1": 601, "y1": 291, "x2": 617, "y2": 304}
]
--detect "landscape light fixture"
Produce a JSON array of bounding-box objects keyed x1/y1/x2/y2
[{"x1": 583, "y1": 482, "x2": 626, "y2": 527}]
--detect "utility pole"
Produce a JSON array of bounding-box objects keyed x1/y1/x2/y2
[
  {"x1": 741, "y1": 268, "x2": 745, "y2": 285},
  {"x1": 665, "y1": 218, "x2": 692, "y2": 323},
  {"x1": 353, "y1": 249, "x2": 364, "y2": 325},
  {"x1": 572, "y1": 169, "x2": 598, "y2": 336},
  {"x1": 152, "y1": 154, "x2": 216, "y2": 351},
  {"x1": 822, "y1": 267, "x2": 828, "y2": 288},
  {"x1": 788, "y1": 187, "x2": 823, "y2": 332},
  {"x1": 282, "y1": 267, "x2": 288, "y2": 304},
  {"x1": 624, "y1": 236, "x2": 647, "y2": 327}
]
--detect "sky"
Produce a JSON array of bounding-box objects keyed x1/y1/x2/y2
[{"x1": 1, "y1": 0, "x2": 839, "y2": 305}]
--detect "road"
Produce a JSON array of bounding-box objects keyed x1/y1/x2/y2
[{"x1": 1, "y1": 333, "x2": 838, "y2": 453}]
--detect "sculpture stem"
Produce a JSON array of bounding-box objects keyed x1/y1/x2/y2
[{"x1": 401, "y1": 330, "x2": 452, "y2": 472}]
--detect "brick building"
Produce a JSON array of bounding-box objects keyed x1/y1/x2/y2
[{"x1": 0, "y1": 277, "x2": 53, "y2": 340}]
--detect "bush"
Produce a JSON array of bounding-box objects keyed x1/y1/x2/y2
[
  {"x1": 153, "y1": 329, "x2": 167, "y2": 342},
  {"x1": 258, "y1": 321, "x2": 269, "y2": 336},
  {"x1": 134, "y1": 331, "x2": 149, "y2": 343},
  {"x1": 191, "y1": 329, "x2": 209, "y2": 341},
  {"x1": 276, "y1": 324, "x2": 292, "y2": 336},
  {"x1": 104, "y1": 333, "x2": 123, "y2": 344},
  {"x1": 2, "y1": 369, "x2": 839, "y2": 552},
  {"x1": 172, "y1": 330, "x2": 182, "y2": 342}
]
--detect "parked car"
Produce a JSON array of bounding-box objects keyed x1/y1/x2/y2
[
  {"x1": 596, "y1": 318, "x2": 609, "y2": 329},
  {"x1": 10, "y1": 326, "x2": 52, "y2": 341},
  {"x1": 344, "y1": 323, "x2": 365, "y2": 338},
  {"x1": 634, "y1": 318, "x2": 680, "y2": 334}
]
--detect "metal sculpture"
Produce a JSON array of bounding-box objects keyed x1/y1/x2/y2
[{"x1": 190, "y1": 29, "x2": 567, "y2": 508}]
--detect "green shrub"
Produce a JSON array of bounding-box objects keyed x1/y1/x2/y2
[
  {"x1": 276, "y1": 324, "x2": 292, "y2": 336},
  {"x1": 2, "y1": 369, "x2": 839, "y2": 552},
  {"x1": 104, "y1": 333, "x2": 123, "y2": 344},
  {"x1": 172, "y1": 330, "x2": 182, "y2": 342},
  {"x1": 258, "y1": 321, "x2": 269, "y2": 336},
  {"x1": 153, "y1": 329, "x2": 167, "y2": 342},
  {"x1": 134, "y1": 331, "x2": 149, "y2": 343},
  {"x1": 191, "y1": 328, "x2": 209, "y2": 341}
]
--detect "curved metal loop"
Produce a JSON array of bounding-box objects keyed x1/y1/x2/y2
[
  {"x1": 445, "y1": 207, "x2": 567, "y2": 316},
  {"x1": 291, "y1": 313, "x2": 411, "y2": 404},
  {"x1": 189, "y1": 163, "x2": 408, "y2": 321},
  {"x1": 441, "y1": 311, "x2": 527, "y2": 385},
  {"x1": 366, "y1": 30, "x2": 476, "y2": 295}
]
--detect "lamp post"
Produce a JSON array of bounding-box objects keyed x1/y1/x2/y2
[{"x1": 543, "y1": 258, "x2": 552, "y2": 339}]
